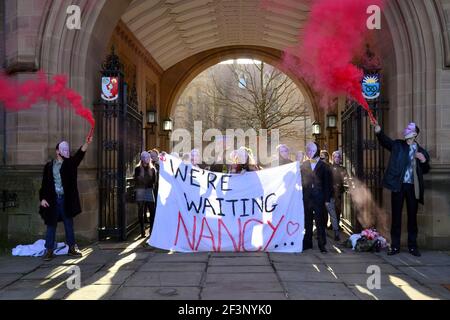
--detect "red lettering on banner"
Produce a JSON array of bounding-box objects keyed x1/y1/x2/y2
[
  {"x1": 173, "y1": 212, "x2": 286, "y2": 252},
  {"x1": 218, "y1": 219, "x2": 239, "y2": 252},
  {"x1": 174, "y1": 211, "x2": 196, "y2": 250},
  {"x1": 242, "y1": 219, "x2": 265, "y2": 252},
  {"x1": 195, "y1": 217, "x2": 217, "y2": 251},
  {"x1": 264, "y1": 215, "x2": 285, "y2": 251},
  {"x1": 238, "y1": 218, "x2": 243, "y2": 252}
]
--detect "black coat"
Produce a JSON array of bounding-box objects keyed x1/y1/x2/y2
[
  {"x1": 39, "y1": 148, "x2": 86, "y2": 226},
  {"x1": 133, "y1": 166, "x2": 156, "y2": 189},
  {"x1": 301, "y1": 159, "x2": 333, "y2": 205},
  {"x1": 376, "y1": 130, "x2": 430, "y2": 204}
]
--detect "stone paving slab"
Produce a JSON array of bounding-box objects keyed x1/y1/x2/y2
[
  {"x1": 0, "y1": 274, "x2": 22, "y2": 290},
  {"x1": 148, "y1": 253, "x2": 209, "y2": 263},
  {"x1": 205, "y1": 272, "x2": 279, "y2": 284},
  {"x1": 273, "y1": 262, "x2": 326, "y2": 271},
  {"x1": 202, "y1": 281, "x2": 284, "y2": 292},
  {"x1": 284, "y1": 282, "x2": 358, "y2": 300},
  {"x1": 397, "y1": 266, "x2": 450, "y2": 285},
  {"x1": 116, "y1": 251, "x2": 155, "y2": 261},
  {"x1": 0, "y1": 257, "x2": 43, "y2": 274},
  {"x1": 207, "y1": 266, "x2": 274, "y2": 273},
  {"x1": 101, "y1": 259, "x2": 146, "y2": 271},
  {"x1": 318, "y1": 253, "x2": 386, "y2": 264},
  {"x1": 64, "y1": 284, "x2": 120, "y2": 300},
  {"x1": 349, "y1": 284, "x2": 441, "y2": 300},
  {"x1": 201, "y1": 290, "x2": 288, "y2": 300},
  {"x1": 111, "y1": 286, "x2": 201, "y2": 300},
  {"x1": 0, "y1": 279, "x2": 70, "y2": 300},
  {"x1": 376, "y1": 252, "x2": 450, "y2": 266},
  {"x1": 211, "y1": 252, "x2": 267, "y2": 257},
  {"x1": 125, "y1": 271, "x2": 203, "y2": 287},
  {"x1": 423, "y1": 284, "x2": 450, "y2": 300},
  {"x1": 337, "y1": 273, "x2": 422, "y2": 287},
  {"x1": 208, "y1": 257, "x2": 270, "y2": 266},
  {"x1": 41, "y1": 250, "x2": 119, "y2": 266},
  {"x1": 269, "y1": 253, "x2": 321, "y2": 264},
  {"x1": 1, "y1": 246, "x2": 449, "y2": 300},
  {"x1": 21, "y1": 264, "x2": 103, "y2": 281},
  {"x1": 325, "y1": 263, "x2": 401, "y2": 274},
  {"x1": 83, "y1": 270, "x2": 135, "y2": 285},
  {"x1": 278, "y1": 269, "x2": 341, "y2": 283},
  {"x1": 139, "y1": 262, "x2": 206, "y2": 272}
]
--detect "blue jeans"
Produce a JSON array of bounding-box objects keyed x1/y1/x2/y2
[{"x1": 45, "y1": 195, "x2": 75, "y2": 250}]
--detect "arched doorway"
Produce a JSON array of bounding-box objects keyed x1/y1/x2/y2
[
  {"x1": 10, "y1": 0, "x2": 445, "y2": 246},
  {"x1": 171, "y1": 57, "x2": 315, "y2": 164}
]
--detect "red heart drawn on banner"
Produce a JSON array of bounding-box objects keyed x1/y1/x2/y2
[{"x1": 287, "y1": 221, "x2": 300, "y2": 236}]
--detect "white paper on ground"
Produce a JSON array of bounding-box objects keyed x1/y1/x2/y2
[{"x1": 12, "y1": 239, "x2": 69, "y2": 257}]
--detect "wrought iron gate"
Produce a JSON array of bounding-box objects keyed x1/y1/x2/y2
[
  {"x1": 95, "y1": 48, "x2": 143, "y2": 241},
  {"x1": 341, "y1": 94, "x2": 386, "y2": 232}
]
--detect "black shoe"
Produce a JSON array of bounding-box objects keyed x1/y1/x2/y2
[
  {"x1": 303, "y1": 244, "x2": 312, "y2": 251},
  {"x1": 43, "y1": 249, "x2": 54, "y2": 261},
  {"x1": 409, "y1": 248, "x2": 421, "y2": 257},
  {"x1": 319, "y1": 247, "x2": 328, "y2": 253},
  {"x1": 68, "y1": 245, "x2": 82, "y2": 257},
  {"x1": 387, "y1": 247, "x2": 400, "y2": 256}
]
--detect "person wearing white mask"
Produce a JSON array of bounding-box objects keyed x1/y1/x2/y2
[
  {"x1": 375, "y1": 123, "x2": 430, "y2": 256},
  {"x1": 134, "y1": 151, "x2": 156, "y2": 238},
  {"x1": 39, "y1": 135, "x2": 93, "y2": 261},
  {"x1": 300, "y1": 142, "x2": 333, "y2": 253},
  {"x1": 330, "y1": 150, "x2": 349, "y2": 235},
  {"x1": 273, "y1": 144, "x2": 292, "y2": 167}
]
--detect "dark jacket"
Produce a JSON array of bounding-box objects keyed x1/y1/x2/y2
[
  {"x1": 133, "y1": 166, "x2": 156, "y2": 189},
  {"x1": 376, "y1": 130, "x2": 430, "y2": 204},
  {"x1": 39, "y1": 148, "x2": 86, "y2": 226},
  {"x1": 331, "y1": 164, "x2": 348, "y2": 197},
  {"x1": 301, "y1": 159, "x2": 333, "y2": 204}
]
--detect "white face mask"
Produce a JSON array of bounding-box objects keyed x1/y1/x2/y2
[
  {"x1": 279, "y1": 147, "x2": 290, "y2": 160},
  {"x1": 333, "y1": 154, "x2": 341, "y2": 165},
  {"x1": 306, "y1": 143, "x2": 318, "y2": 160},
  {"x1": 58, "y1": 141, "x2": 70, "y2": 159},
  {"x1": 141, "y1": 152, "x2": 151, "y2": 165}
]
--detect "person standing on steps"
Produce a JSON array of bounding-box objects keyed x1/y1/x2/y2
[
  {"x1": 301, "y1": 142, "x2": 333, "y2": 253},
  {"x1": 39, "y1": 134, "x2": 93, "y2": 261},
  {"x1": 374, "y1": 123, "x2": 430, "y2": 257},
  {"x1": 134, "y1": 151, "x2": 156, "y2": 238}
]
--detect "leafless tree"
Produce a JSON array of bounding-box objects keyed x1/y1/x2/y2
[{"x1": 205, "y1": 61, "x2": 310, "y2": 138}]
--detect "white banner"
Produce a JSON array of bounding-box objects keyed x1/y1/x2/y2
[{"x1": 148, "y1": 154, "x2": 304, "y2": 253}]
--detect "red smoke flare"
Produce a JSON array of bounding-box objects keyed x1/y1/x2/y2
[
  {"x1": 0, "y1": 72, "x2": 95, "y2": 140},
  {"x1": 271, "y1": 0, "x2": 383, "y2": 125}
]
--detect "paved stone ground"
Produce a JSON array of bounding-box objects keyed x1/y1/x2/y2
[{"x1": 0, "y1": 235, "x2": 449, "y2": 300}]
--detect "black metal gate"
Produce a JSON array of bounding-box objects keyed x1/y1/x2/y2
[
  {"x1": 95, "y1": 48, "x2": 143, "y2": 241},
  {"x1": 341, "y1": 78, "x2": 386, "y2": 233}
]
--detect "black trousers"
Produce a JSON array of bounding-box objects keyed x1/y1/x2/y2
[
  {"x1": 303, "y1": 196, "x2": 327, "y2": 249},
  {"x1": 391, "y1": 183, "x2": 419, "y2": 250},
  {"x1": 334, "y1": 193, "x2": 343, "y2": 225},
  {"x1": 138, "y1": 201, "x2": 156, "y2": 235}
]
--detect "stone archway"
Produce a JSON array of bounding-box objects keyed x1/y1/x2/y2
[
  {"x1": 7, "y1": 0, "x2": 446, "y2": 246},
  {"x1": 159, "y1": 45, "x2": 320, "y2": 125}
]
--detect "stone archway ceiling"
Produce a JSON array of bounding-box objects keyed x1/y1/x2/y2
[{"x1": 122, "y1": 0, "x2": 311, "y2": 70}]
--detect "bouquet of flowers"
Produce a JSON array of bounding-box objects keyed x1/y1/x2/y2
[
  {"x1": 361, "y1": 228, "x2": 379, "y2": 240},
  {"x1": 345, "y1": 228, "x2": 388, "y2": 252}
]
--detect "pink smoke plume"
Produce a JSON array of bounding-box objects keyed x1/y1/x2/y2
[
  {"x1": 269, "y1": 0, "x2": 383, "y2": 125},
  {"x1": 0, "y1": 72, "x2": 95, "y2": 140},
  {"x1": 348, "y1": 178, "x2": 389, "y2": 241}
]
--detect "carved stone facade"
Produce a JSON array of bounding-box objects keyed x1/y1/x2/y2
[{"x1": 0, "y1": 0, "x2": 449, "y2": 248}]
